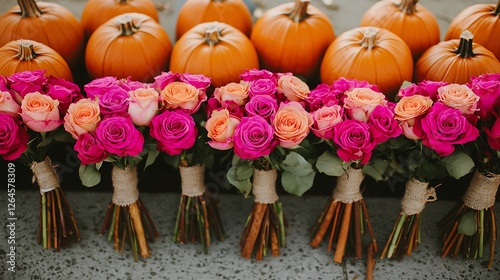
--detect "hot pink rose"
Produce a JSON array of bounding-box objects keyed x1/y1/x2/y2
[
  {"x1": 485, "y1": 112, "x2": 500, "y2": 150},
  {"x1": 468, "y1": 73, "x2": 500, "y2": 119},
  {"x1": 0, "y1": 114, "x2": 29, "y2": 161},
  {"x1": 99, "y1": 88, "x2": 130, "y2": 116},
  {"x1": 248, "y1": 79, "x2": 277, "y2": 97},
  {"x1": 21, "y1": 92, "x2": 63, "y2": 132},
  {"x1": 233, "y1": 116, "x2": 277, "y2": 160},
  {"x1": 179, "y1": 73, "x2": 211, "y2": 90},
  {"x1": 367, "y1": 105, "x2": 402, "y2": 143},
  {"x1": 311, "y1": 105, "x2": 343, "y2": 139},
  {"x1": 415, "y1": 102, "x2": 479, "y2": 156},
  {"x1": 83, "y1": 76, "x2": 121, "y2": 99},
  {"x1": 398, "y1": 80, "x2": 448, "y2": 102},
  {"x1": 96, "y1": 116, "x2": 144, "y2": 157},
  {"x1": 152, "y1": 71, "x2": 179, "y2": 92},
  {"x1": 306, "y1": 83, "x2": 339, "y2": 112},
  {"x1": 213, "y1": 82, "x2": 249, "y2": 106},
  {"x1": 128, "y1": 88, "x2": 159, "y2": 126},
  {"x1": 273, "y1": 102, "x2": 313, "y2": 148},
  {"x1": 149, "y1": 110, "x2": 197, "y2": 156},
  {"x1": 240, "y1": 69, "x2": 275, "y2": 82},
  {"x1": 0, "y1": 91, "x2": 21, "y2": 118},
  {"x1": 64, "y1": 99, "x2": 101, "y2": 139},
  {"x1": 277, "y1": 75, "x2": 310, "y2": 102},
  {"x1": 47, "y1": 76, "x2": 83, "y2": 115},
  {"x1": 74, "y1": 132, "x2": 109, "y2": 165},
  {"x1": 160, "y1": 82, "x2": 207, "y2": 114},
  {"x1": 7, "y1": 70, "x2": 48, "y2": 102},
  {"x1": 116, "y1": 77, "x2": 146, "y2": 92},
  {"x1": 333, "y1": 119, "x2": 376, "y2": 164},
  {"x1": 205, "y1": 109, "x2": 240, "y2": 150},
  {"x1": 245, "y1": 95, "x2": 277, "y2": 122}
]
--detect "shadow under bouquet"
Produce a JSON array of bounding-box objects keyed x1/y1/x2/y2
[
  {"x1": 71, "y1": 76, "x2": 160, "y2": 260},
  {"x1": 0, "y1": 70, "x2": 83, "y2": 250},
  {"x1": 207, "y1": 69, "x2": 318, "y2": 260},
  {"x1": 439, "y1": 73, "x2": 500, "y2": 269},
  {"x1": 380, "y1": 81, "x2": 480, "y2": 261}
]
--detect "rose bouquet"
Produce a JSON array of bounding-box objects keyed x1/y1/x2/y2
[
  {"x1": 439, "y1": 73, "x2": 500, "y2": 269},
  {"x1": 0, "y1": 70, "x2": 82, "y2": 250},
  {"x1": 207, "y1": 69, "x2": 318, "y2": 260},
  {"x1": 71, "y1": 76, "x2": 159, "y2": 260},
  {"x1": 380, "y1": 82, "x2": 479, "y2": 260},
  {"x1": 308, "y1": 78, "x2": 402, "y2": 268},
  {"x1": 148, "y1": 71, "x2": 224, "y2": 254}
]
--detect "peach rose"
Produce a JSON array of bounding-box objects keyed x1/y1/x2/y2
[
  {"x1": 205, "y1": 109, "x2": 240, "y2": 150},
  {"x1": 160, "y1": 82, "x2": 207, "y2": 114},
  {"x1": 394, "y1": 95, "x2": 433, "y2": 140},
  {"x1": 311, "y1": 105, "x2": 343, "y2": 139},
  {"x1": 64, "y1": 98, "x2": 101, "y2": 139},
  {"x1": 344, "y1": 88, "x2": 387, "y2": 121},
  {"x1": 273, "y1": 101, "x2": 313, "y2": 148},
  {"x1": 0, "y1": 91, "x2": 21, "y2": 118},
  {"x1": 21, "y1": 92, "x2": 62, "y2": 132},
  {"x1": 128, "y1": 88, "x2": 159, "y2": 126},
  {"x1": 278, "y1": 75, "x2": 310, "y2": 101},
  {"x1": 213, "y1": 81, "x2": 249, "y2": 106},
  {"x1": 437, "y1": 84, "x2": 479, "y2": 115}
]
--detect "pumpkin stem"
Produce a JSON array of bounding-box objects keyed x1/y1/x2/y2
[
  {"x1": 397, "y1": 0, "x2": 418, "y2": 15},
  {"x1": 117, "y1": 16, "x2": 140, "y2": 36},
  {"x1": 288, "y1": 0, "x2": 311, "y2": 22},
  {"x1": 117, "y1": 0, "x2": 130, "y2": 4},
  {"x1": 204, "y1": 25, "x2": 223, "y2": 46},
  {"x1": 494, "y1": 0, "x2": 500, "y2": 16},
  {"x1": 17, "y1": 41, "x2": 37, "y2": 61},
  {"x1": 361, "y1": 27, "x2": 379, "y2": 51},
  {"x1": 454, "y1": 30, "x2": 475, "y2": 58},
  {"x1": 17, "y1": 0, "x2": 42, "y2": 17}
]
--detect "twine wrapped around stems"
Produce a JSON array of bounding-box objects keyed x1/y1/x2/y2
[
  {"x1": 111, "y1": 165, "x2": 139, "y2": 206},
  {"x1": 462, "y1": 170, "x2": 500, "y2": 211},
  {"x1": 333, "y1": 167, "x2": 364, "y2": 203},
  {"x1": 401, "y1": 178, "x2": 436, "y2": 216},
  {"x1": 252, "y1": 168, "x2": 279, "y2": 204},
  {"x1": 31, "y1": 157, "x2": 59, "y2": 194},
  {"x1": 179, "y1": 165, "x2": 206, "y2": 197}
]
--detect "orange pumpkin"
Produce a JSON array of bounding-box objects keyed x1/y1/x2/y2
[
  {"x1": 0, "y1": 39, "x2": 73, "y2": 81},
  {"x1": 445, "y1": 0, "x2": 500, "y2": 61},
  {"x1": 250, "y1": 0, "x2": 335, "y2": 81},
  {"x1": 170, "y1": 21, "x2": 259, "y2": 87},
  {"x1": 414, "y1": 30, "x2": 500, "y2": 84},
  {"x1": 0, "y1": 0, "x2": 84, "y2": 69},
  {"x1": 320, "y1": 26, "x2": 413, "y2": 100},
  {"x1": 85, "y1": 13, "x2": 172, "y2": 83},
  {"x1": 360, "y1": 0, "x2": 440, "y2": 61},
  {"x1": 176, "y1": 0, "x2": 253, "y2": 39},
  {"x1": 81, "y1": 0, "x2": 159, "y2": 38}
]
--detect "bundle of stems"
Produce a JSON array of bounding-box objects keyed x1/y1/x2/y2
[
  {"x1": 32, "y1": 157, "x2": 80, "y2": 250},
  {"x1": 173, "y1": 162, "x2": 224, "y2": 254}
]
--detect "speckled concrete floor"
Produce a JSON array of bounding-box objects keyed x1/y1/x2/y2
[{"x1": 1, "y1": 191, "x2": 500, "y2": 280}]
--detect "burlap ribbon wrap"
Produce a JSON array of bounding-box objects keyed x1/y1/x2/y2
[
  {"x1": 179, "y1": 164, "x2": 206, "y2": 197},
  {"x1": 252, "y1": 168, "x2": 279, "y2": 204},
  {"x1": 112, "y1": 165, "x2": 139, "y2": 206},
  {"x1": 463, "y1": 170, "x2": 500, "y2": 211},
  {"x1": 31, "y1": 157, "x2": 60, "y2": 194},
  {"x1": 401, "y1": 178, "x2": 436, "y2": 216},
  {"x1": 333, "y1": 167, "x2": 364, "y2": 203}
]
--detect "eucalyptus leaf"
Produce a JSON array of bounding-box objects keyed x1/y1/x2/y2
[
  {"x1": 280, "y1": 152, "x2": 314, "y2": 177},
  {"x1": 441, "y1": 152, "x2": 475, "y2": 180},
  {"x1": 79, "y1": 164, "x2": 101, "y2": 187},
  {"x1": 227, "y1": 165, "x2": 252, "y2": 197},
  {"x1": 458, "y1": 211, "x2": 477, "y2": 236},
  {"x1": 281, "y1": 170, "x2": 315, "y2": 196},
  {"x1": 36, "y1": 137, "x2": 53, "y2": 148},
  {"x1": 236, "y1": 164, "x2": 254, "y2": 180},
  {"x1": 316, "y1": 151, "x2": 346, "y2": 176}
]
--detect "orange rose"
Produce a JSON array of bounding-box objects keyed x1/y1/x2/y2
[
  {"x1": 344, "y1": 88, "x2": 387, "y2": 121},
  {"x1": 160, "y1": 82, "x2": 206, "y2": 113},
  {"x1": 437, "y1": 84, "x2": 479, "y2": 115},
  {"x1": 64, "y1": 98, "x2": 101, "y2": 139},
  {"x1": 213, "y1": 81, "x2": 249, "y2": 106},
  {"x1": 21, "y1": 92, "x2": 62, "y2": 132},
  {"x1": 394, "y1": 95, "x2": 433, "y2": 140},
  {"x1": 205, "y1": 109, "x2": 240, "y2": 150},
  {"x1": 273, "y1": 102, "x2": 313, "y2": 148},
  {"x1": 278, "y1": 75, "x2": 310, "y2": 101}
]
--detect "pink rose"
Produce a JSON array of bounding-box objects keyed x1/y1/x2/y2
[
  {"x1": 117, "y1": 77, "x2": 146, "y2": 92},
  {"x1": 332, "y1": 78, "x2": 379, "y2": 96},
  {"x1": 311, "y1": 105, "x2": 343, "y2": 139},
  {"x1": 149, "y1": 110, "x2": 197, "y2": 156},
  {"x1": 344, "y1": 88, "x2": 387, "y2": 122},
  {"x1": 437, "y1": 84, "x2": 479, "y2": 115},
  {"x1": 99, "y1": 88, "x2": 130, "y2": 116},
  {"x1": 468, "y1": 73, "x2": 500, "y2": 119},
  {"x1": 160, "y1": 82, "x2": 207, "y2": 114},
  {"x1": 6, "y1": 70, "x2": 48, "y2": 102},
  {"x1": 0, "y1": 76, "x2": 7, "y2": 92},
  {"x1": 233, "y1": 116, "x2": 277, "y2": 160},
  {"x1": 415, "y1": 102, "x2": 479, "y2": 156},
  {"x1": 248, "y1": 79, "x2": 277, "y2": 97},
  {"x1": 64, "y1": 99, "x2": 101, "y2": 139},
  {"x1": 273, "y1": 102, "x2": 313, "y2": 148},
  {"x1": 47, "y1": 76, "x2": 83, "y2": 116},
  {"x1": 213, "y1": 82, "x2": 249, "y2": 106},
  {"x1": 306, "y1": 83, "x2": 339, "y2": 112},
  {"x1": 152, "y1": 71, "x2": 179, "y2": 92},
  {"x1": 398, "y1": 80, "x2": 448, "y2": 102},
  {"x1": 0, "y1": 114, "x2": 29, "y2": 161},
  {"x1": 0, "y1": 91, "x2": 21, "y2": 118},
  {"x1": 179, "y1": 73, "x2": 211, "y2": 90},
  {"x1": 333, "y1": 119, "x2": 376, "y2": 164},
  {"x1": 21, "y1": 92, "x2": 63, "y2": 132},
  {"x1": 128, "y1": 88, "x2": 159, "y2": 126},
  {"x1": 367, "y1": 105, "x2": 402, "y2": 143},
  {"x1": 240, "y1": 69, "x2": 275, "y2": 82},
  {"x1": 96, "y1": 116, "x2": 144, "y2": 157},
  {"x1": 74, "y1": 132, "x2": 109, "y2": 165},
  {"x1": 205, "y1": 109, "x2": 240, "y2": 150},
  {"x1": 245, "y1": 95, "x2": 278, "y2": 122},
  {"x1": 83, "y1": 76, "x2": 121, "y2": 99},
  {"x1": 277, "y1": 75, "x2": 310, "y2": 102},
  {"x1": 485, "y1": 112, "x2": 500, "y2": 150}
]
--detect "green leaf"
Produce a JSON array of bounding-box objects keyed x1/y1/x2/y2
[
  {"x1": 458, "y1": 211, "x2": 477, "y2": 236},
  {"x1": 281, "y1": 170, "x2": 315, "y2": 196},
  {"x1": 316, "y1": 151, "x2": 346, "y2": 176},
  {"x1": 51, "y1": 129, "x2": 74, "y2": 143},
  {"x1": 36, "y1": 136, "x2": 53, "y2": 148},
  {"x1": 236, "y1": 164, "x2": 254, "y2": 180},
  {"x1": 227, "y1": 165, "x2": 252, "y2": 197},
  {"x1": 163, "y1": 153, "x2": 180, "y2": 169},
  {"x1": 79, "y1": 164, "x2": 101, "y2": 187},
  {"x1": 143, "y1": 149, "x2": 160, "y2": 171},
  {"x1": 441, "y1": 152, "x2": 475, "y2": 180},
  {"x1": 280, "y1": 152, "x2": 314, "y2": 177}
]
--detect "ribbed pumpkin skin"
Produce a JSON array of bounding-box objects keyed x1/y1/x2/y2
[
  {"x1": 170, "y1": 21, "x2": 259, "y2": 88},
  {"x1": 445, "y1": 2, "x2": 500, "y2": 61},
  {"x1": 176, "y1": 0, "x2": 253, "y2": 39},
  {"x1": 0, "y1": 39, "x2": 73, "y2": 81},
  {"x1": 359, "y1": 0, "x2": 440, "y2": 61},
  {"x1": 414, "y1": 40, "x2": 500, "y2": 84},
  {"x1": 320, "y1": 26, "x2": 413, "y2": 100},
  {"x1": 85, "y1": 13, "x2": 172, "y2": 83},
  {"x1": 81, "y1": 0, "x2": 159, "y2": 38},
  {"x1": 250, "y1": 1, "x2": 335, "y2": 81},
  {"x1": 0, "y1": 0, "x2": 84, "y2": 69}
]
